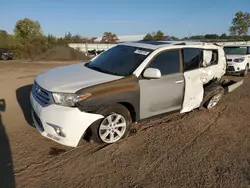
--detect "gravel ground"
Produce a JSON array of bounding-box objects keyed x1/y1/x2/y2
[{"x1": 0, "y1": 61, "x2": 250, "y2": 188}]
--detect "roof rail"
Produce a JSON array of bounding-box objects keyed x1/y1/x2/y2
[
  {"x1": 174, "y1": 42, "x2": 186, "y2": 45},
  {"x1": 212, "y1": 42, "x2": 222, "y2": 46},
  {"x1": 181, "y1": 41, "x2": 205, "y2": 45}
]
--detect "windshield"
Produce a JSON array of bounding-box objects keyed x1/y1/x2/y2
[
  {"x1": 85, "y1": 45, "x2": 153, "y2": 76},
  {"x1": 0, "y1": 48, "x2": 11, "y2": 53},
  {"x1": 224, "y1": 46, "x2": 247, "y2": 55}
]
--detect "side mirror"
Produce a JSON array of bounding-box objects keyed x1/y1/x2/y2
[{"x1": 143, "y1": 68, "x2": 161, "y2": 79}]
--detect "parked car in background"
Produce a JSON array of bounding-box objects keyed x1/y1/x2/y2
[
  {"x1": 0, "y1": 48, "x2": 13, "y2": 60},
  {"x1": 224, "y1": 45, "x2": 250, "y2": 76},
  {"x1": 86, "y1": 49, "x2": 105, "y2": 57},
  {"x1": 30, "y1": 41, "x2": 243, "y2": 147}
]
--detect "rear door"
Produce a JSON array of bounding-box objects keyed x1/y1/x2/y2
[
  {"x1": 181, "y1": 47, "x2": 222, "y2": 113},
  {"x1": 139, "y1": 49, "x2": 185, "y2": 119},
  {"x1": 180, "y1": 47, "x2": 205, "y2": 113}
]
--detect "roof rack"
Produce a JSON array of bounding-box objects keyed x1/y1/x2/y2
[
  {"x1": 131, "y1": 40, "x2": 219, "y2": 47},
  {"x1": 135, "y1": 40, "x2": 188, "y2": 46},
  {"x1": 212, "y1": 42, "x2": 222, "y2": 47},
  {"x1": 174, "y1": 42, "x2": 186, "y2": 45}
]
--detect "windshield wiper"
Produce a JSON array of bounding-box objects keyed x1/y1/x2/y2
[{"x1": 88, "y1": 66, "x2": 112, "y2": 75}]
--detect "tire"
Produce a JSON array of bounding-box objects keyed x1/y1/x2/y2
[
  {"x1": 202, "y1": 84, "x2": 224, "y2": 109},
  {"x1": 241, "y1": 64, "x2": 249, "y2": 77},
  {"x1": 1, "y1": 54, "x2": 8, "y2": 60},
  {"x1": 89, "y1": 104, "x2": 132, "y2": 144}
]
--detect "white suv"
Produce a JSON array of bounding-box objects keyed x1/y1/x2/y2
[
  {"x1": 30, "y1": 41, "x2": 243, "y2": 147},
  {"x1": 224, "y1": 44, "x2": 250, "y2": 76}
]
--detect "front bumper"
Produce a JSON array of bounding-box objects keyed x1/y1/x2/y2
[
  {"x1": 30, "y1": 92, "x2": 103, "y2": 147},
  {"x1": 226, "y1": 63, "x2": 246, "y2": 74}
]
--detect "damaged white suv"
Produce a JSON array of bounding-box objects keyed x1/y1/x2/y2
[{"x1": 30, "y1": 41, "x2": 243, "y2": 147}]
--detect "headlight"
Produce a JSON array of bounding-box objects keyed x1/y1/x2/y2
[
  {"x1": 234, "y1": 57, "x2": 245, "y2": 63},
  {"x1": 52, "y1": 93, "x2": 91, "y2": 107}
]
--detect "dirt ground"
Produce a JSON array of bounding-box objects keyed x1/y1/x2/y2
[{"x1": 1, "y1": 60, "x2": 250, "y2": 188}]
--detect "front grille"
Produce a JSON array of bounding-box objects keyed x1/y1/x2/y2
[
  {"x1": 32, "y1": 82, "x2": 53, "y2": 107},
  {"x1": 227, "y1": 66, "x2": 235, "y2": 72},
  {"x1": 227, "y1": 59, "x2": 232, "y2": 62},
  {"x1": 32, "y1": 109, "x2": 44, "y2": 132}
]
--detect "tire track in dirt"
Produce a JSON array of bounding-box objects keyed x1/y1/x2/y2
[
  {"x1": 175, "y1": 105, "x2": 228, "y2": 160},
  {"x1": 14, "y1": 142, "x2": 105, "y2": 176},
  {"x1": 129, "y1": 104, "x2": 229, "y2": 185}
]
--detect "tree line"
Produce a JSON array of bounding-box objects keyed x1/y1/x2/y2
[
  {"x1": 0, "y1": 11, "x2": 250, "y2": 60},
  {"x1": 0, "y1": 18, "x2": 119, "y2": 59},
  {"x1": 143, "y1": 11, "x2": 250, "y2": 41}
]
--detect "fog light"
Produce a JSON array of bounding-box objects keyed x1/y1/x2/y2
[
  {"x1": 55, "y1": 127, "x2": 61, "y2": 134},
  {"x1": 237, "y1": 67, "x2": 240, "y2": 70},
  {"x1": 46, "y1": 123, "x2": 66, "y2": 137},
  {"x1": 54, "y1": 127, "x2": 65, "y2": 137}
]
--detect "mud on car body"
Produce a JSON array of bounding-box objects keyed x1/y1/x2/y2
[{"x1": 30, "y1": 41, "x2": 243, "y2": 147}]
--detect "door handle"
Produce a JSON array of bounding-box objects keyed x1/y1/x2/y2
[{"x1": 175, "y1": 80, "x2": 184, "y2": 84}]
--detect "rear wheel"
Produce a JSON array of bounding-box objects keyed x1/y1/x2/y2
[
  {"x1": 205, "y1": 92, "x2": 223, "y2": 109},
  {"x1": 202, "y1": 84, "x2": 224, "y2": 109},
  {"x1": 89, "y1": 104, "x2": 132, "y2": 144}
]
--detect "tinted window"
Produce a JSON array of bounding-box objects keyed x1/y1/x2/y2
[
  {"x1": 183, "y1": 48, "x2": 203, "y2": 71},
  {"x1": 86, "y1": 45, "x2": 153, "y2": 76},
  {"x1": 224, "y1": 46, "x2": 247, "y2": 55},
  {"x1": 148, "y1": 50, "x2": 180, "y2": 75},
  {"x1": 247, "y1": 47, "x2": 250, "y2": 54},
  {"x1": 206, "y1": 49, "x2": 219, "y2": 66}
]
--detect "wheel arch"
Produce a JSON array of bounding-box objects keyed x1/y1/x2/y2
[
  {"x1": 85, "y1": 103, "x2": 133, "y2": 144},
  {"x1": 200, "y1": 78, "x2": 224, "y2": 108},
  {"x1": 118, "y1": 102, "x2": 137, "y2": 123}
]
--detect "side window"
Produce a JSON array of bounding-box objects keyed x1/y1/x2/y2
[
  {"x1": 209, "y1": 50, "x2": 219, "y2": 65},
  {"x1": 247, "y1": 47, "x2": 250, "y2": 54},
  {"x1": 182, "y1": 48, "x2": 203, "y2": 71},
  {"x1": 203, "y1": 49, "x2": 219, "y2": 67},
  {"x1": 148, "y1": 50, "x2": 180, "y2": 75}
]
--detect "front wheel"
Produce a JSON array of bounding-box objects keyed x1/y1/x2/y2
[
  {"x1": 241, "y1": 64, "x2": 249, "y2": 77},
  {"x1": 89, "y1": 104, "x2": 132, "y2": 144},
  {"x1": 1, "y1": 54, "x2": 8, "y2": 60}
]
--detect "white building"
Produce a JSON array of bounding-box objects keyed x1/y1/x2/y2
[{"x1": 94, "y1": 34, "x2": 146, "y2": 43}]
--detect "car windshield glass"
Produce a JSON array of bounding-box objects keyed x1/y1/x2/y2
[
  {"x1": 0, "y1": 48, "x2": 11, "y2": 52},
  {"x1": 224, "y1": 46, "x2": 247, "y2": 55},
  {"x1": 85, "y1": 45, "x2": 153, "y2": 76}
]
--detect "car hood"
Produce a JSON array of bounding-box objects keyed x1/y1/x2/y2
[
  {"x1": 35, "y1": 63, "x2": 123, "y2": 93},
  {"x1": 226, "y1": 54, "x2": 246, "y2": 59}
]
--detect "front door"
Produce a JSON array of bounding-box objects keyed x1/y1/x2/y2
[{"x1": 139, "y1": 49, "x2": 185, "y2": 119}]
